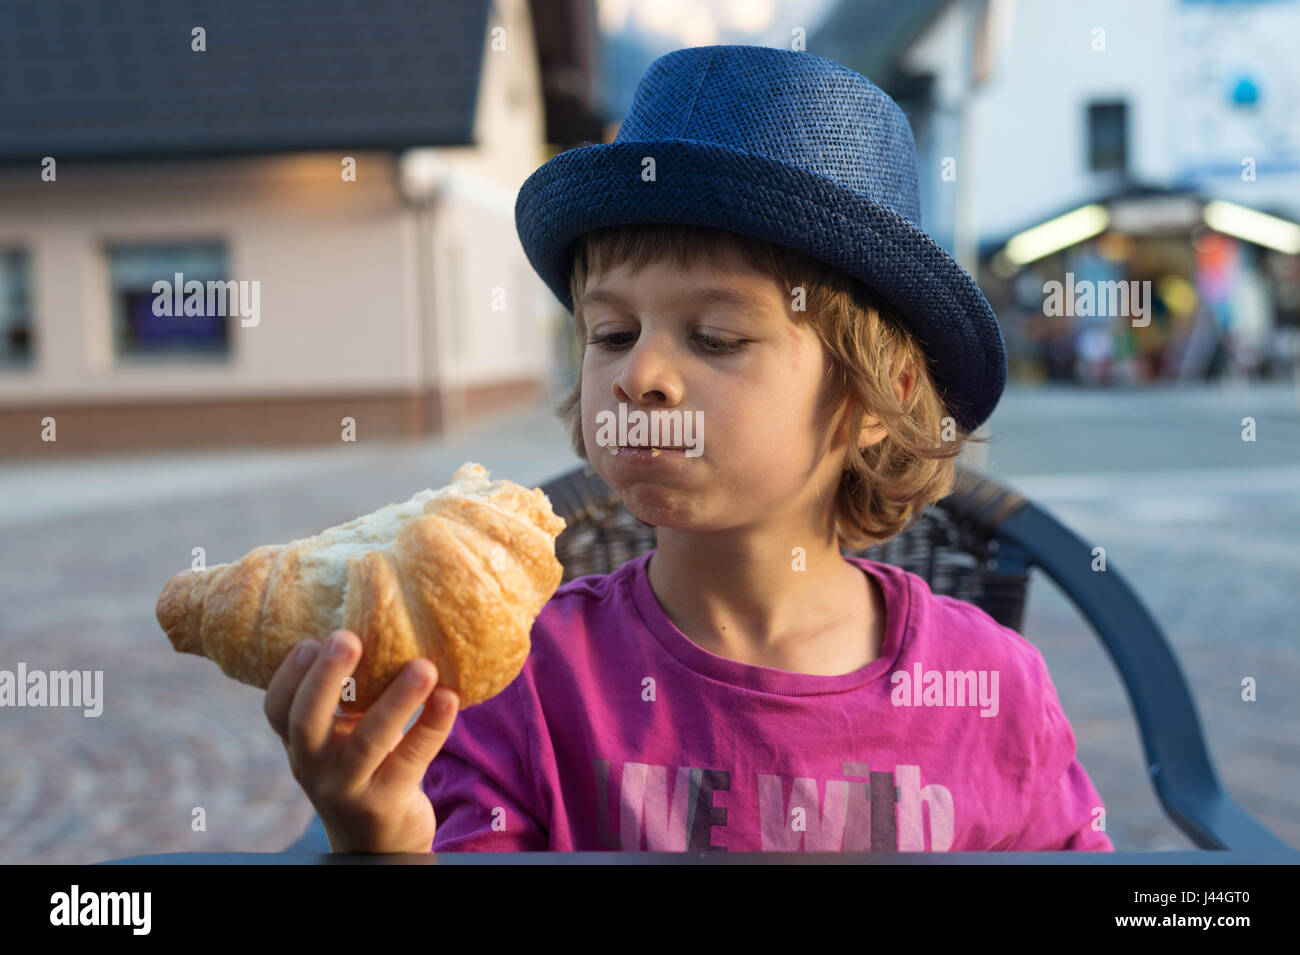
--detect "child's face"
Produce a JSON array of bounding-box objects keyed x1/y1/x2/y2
[{"x1": 579, "y1": 248, "x2": 854, "y2": 538}]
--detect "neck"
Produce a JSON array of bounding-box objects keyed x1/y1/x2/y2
[{"x1": 646, "y1": 526, "x2": 864, "y2": 655}]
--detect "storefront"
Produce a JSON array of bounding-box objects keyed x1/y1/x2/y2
[{"x1": 981, "y1": 189, "x2": 1300, "y2": 386}]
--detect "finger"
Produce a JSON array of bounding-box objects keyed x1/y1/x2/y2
[
  {"x1": 264, "y1": 637, "x2": 325, "y2": 743},
  {"x1": 287, "y1": 629, "x2": 362, "y2": 764},
  {"x1": 335, "y1": 657, "x2": 443, "y2": 787},
  {"x1": 327, "y1": 710, "x2": 366, "y2": 748},
  {"x1": 372, "y1": 684, "x2": 460, "y2": 795}
]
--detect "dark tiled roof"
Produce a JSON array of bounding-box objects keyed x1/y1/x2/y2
[{"x1": 0, "y1": 0, "x2": 491, "y2": 162}]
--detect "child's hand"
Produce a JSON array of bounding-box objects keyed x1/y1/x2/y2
[{"x1": 264, "y1": 629, "x2": 459, "y2": 854}]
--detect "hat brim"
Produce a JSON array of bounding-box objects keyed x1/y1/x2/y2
[{"x1": 515, "y1": 140, "x2": 1006, "y2": 433}]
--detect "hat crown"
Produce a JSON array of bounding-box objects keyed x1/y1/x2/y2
[
  {"x1": 615, "y1": 45, "x2": 922, "y2": 226},
  {"x1": 514, "y1": 44, "x2": 1007, "y2": 431}
]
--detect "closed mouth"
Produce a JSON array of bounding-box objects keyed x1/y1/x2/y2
[{"x1": 610, "y1": 445, "x2": 688, "y2": 457}]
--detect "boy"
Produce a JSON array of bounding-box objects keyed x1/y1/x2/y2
[
  {"x1": 426, "y1": 45, "x2": 1112, "y2": 852},
  {"x1": 268, "y1": 45, "x2": 1112, "y2": 853}
]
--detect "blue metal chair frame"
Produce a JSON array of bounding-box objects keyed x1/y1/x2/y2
[{"x1": 279, "y1": 463, "x2": 1289, "y2": 853}]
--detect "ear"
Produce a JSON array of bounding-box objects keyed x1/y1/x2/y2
[
  {"x1": 856, "y1": 410, "x2": 886, "y2": 449},
  {"x1": 895, "y1": 361, "x2": 917, "y2": 406},
  {"x1": 855, "y1": 362, "x2": 917, "y2": 449}
]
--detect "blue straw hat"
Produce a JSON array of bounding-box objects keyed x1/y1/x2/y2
[{"x1": 515, "y1": 44, "x2": 1006, "y2": 433}]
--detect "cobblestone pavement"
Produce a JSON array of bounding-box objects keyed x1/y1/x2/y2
[
  {"x1": 983, "y1": 379, "x2": 1300, "y2": 852},
  {"x1": 0, "y1": 403, "x2": 584, "y2": 864},
  {"x1": 1, "y1": 379, "x2": 1296, "y2": 862}
]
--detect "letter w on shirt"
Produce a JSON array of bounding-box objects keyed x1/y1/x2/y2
[{"x1": 619, "y1": 762, "x2": 696, "y2": 850}]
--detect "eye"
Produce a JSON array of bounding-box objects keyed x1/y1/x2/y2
[
  {"x1": 586, "y1": 331, "x2": 749, "y2": 354},
  {"x1": 693, "y1": 331, "x2": 748, "y2": 354},
  {"x1": 587, "y1": 331, "x2": 636, "y2": 349}
]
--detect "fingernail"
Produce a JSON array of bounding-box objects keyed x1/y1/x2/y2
[
  {"x1": 327, "y1": 633, "x2": 352, "y2": 658},
  {"x1": 296, "y1": 641, "x2": 320, "y2": 664},
  {"x1": 403, "y1": 662, "x2": 429, "y2": 686},
  {"x1": 436, "y1": 690, "x2": 456, "y2": 712}
]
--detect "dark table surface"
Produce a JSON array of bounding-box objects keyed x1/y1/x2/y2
[{"x1": 97, "y1": 850, "x2": 1300, "y2": 865}]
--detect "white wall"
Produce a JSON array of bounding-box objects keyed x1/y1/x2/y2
[
  {"x1": 904, "y1": 0, "x2": 1300, "y2": 244},
  {"x1": 0, "y1": 153, "x2": 422, "y2": 404},
  {"x1": 427, "y1": 0, "x2": 559, "y2": 390},
  {"x1": 0, "y1": 0, "x2": 559, "y2": 408}
]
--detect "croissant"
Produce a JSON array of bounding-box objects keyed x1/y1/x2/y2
[{"x1": 155, "y1": 462, "x2": 566, "y2": 711}]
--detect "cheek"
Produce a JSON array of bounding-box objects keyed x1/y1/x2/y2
[
  {"x1": 580, "y1": 363, "x2": 604, "y2": 410},
  {"x1": 578, "y1": 372, "x2": 596, "y2": 436},
  {"x1": 786, "y1": 323, "x2": 803, "y2": 374}
]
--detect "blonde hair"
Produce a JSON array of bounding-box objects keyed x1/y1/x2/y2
[{"x1": 553, "y1": 223, "x2": 988, "y2": 550}]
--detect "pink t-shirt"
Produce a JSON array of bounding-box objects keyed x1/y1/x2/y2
[{"x1": 424, "y1": 550, "x2": 1114, "y2": 852}]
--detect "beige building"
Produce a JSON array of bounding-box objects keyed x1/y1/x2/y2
[{"x1": 0, "y1": 0, "x2": 602, "y2": 458}]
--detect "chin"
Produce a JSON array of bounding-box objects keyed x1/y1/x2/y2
[{"x1": 617, "y1": 485, "x2": 703, "y2": 528}]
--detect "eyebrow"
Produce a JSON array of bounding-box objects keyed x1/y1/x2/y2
[{"x1": 578, "y1": 285, "x2": 770, "y2": 315}]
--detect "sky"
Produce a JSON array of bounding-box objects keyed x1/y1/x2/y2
[
  {"x1": 592, "y1": 0, "x2": 842, "y2": 122},
  {"x1": 595, "y1": 0, "x2": 839, "y2": 50}
]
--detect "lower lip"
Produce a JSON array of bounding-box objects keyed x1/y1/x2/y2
[{"x1": 613, "y1": 447, "x2": 688, "y2": 461}]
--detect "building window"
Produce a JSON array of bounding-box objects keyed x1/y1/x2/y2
[
  {"x1": 1088, "y1": 101, "x2": 1128, "y2": 173},
  {"x1": 107, "y1": 242, "x2": 230, "y2": 359},
  {"x1": 0, "y1": 249, "x2": 33, "y2": 368}
]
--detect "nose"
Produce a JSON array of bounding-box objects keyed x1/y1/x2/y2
[{"x1": 612, "y1": 333, "x2": 683, "y2": 408}]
